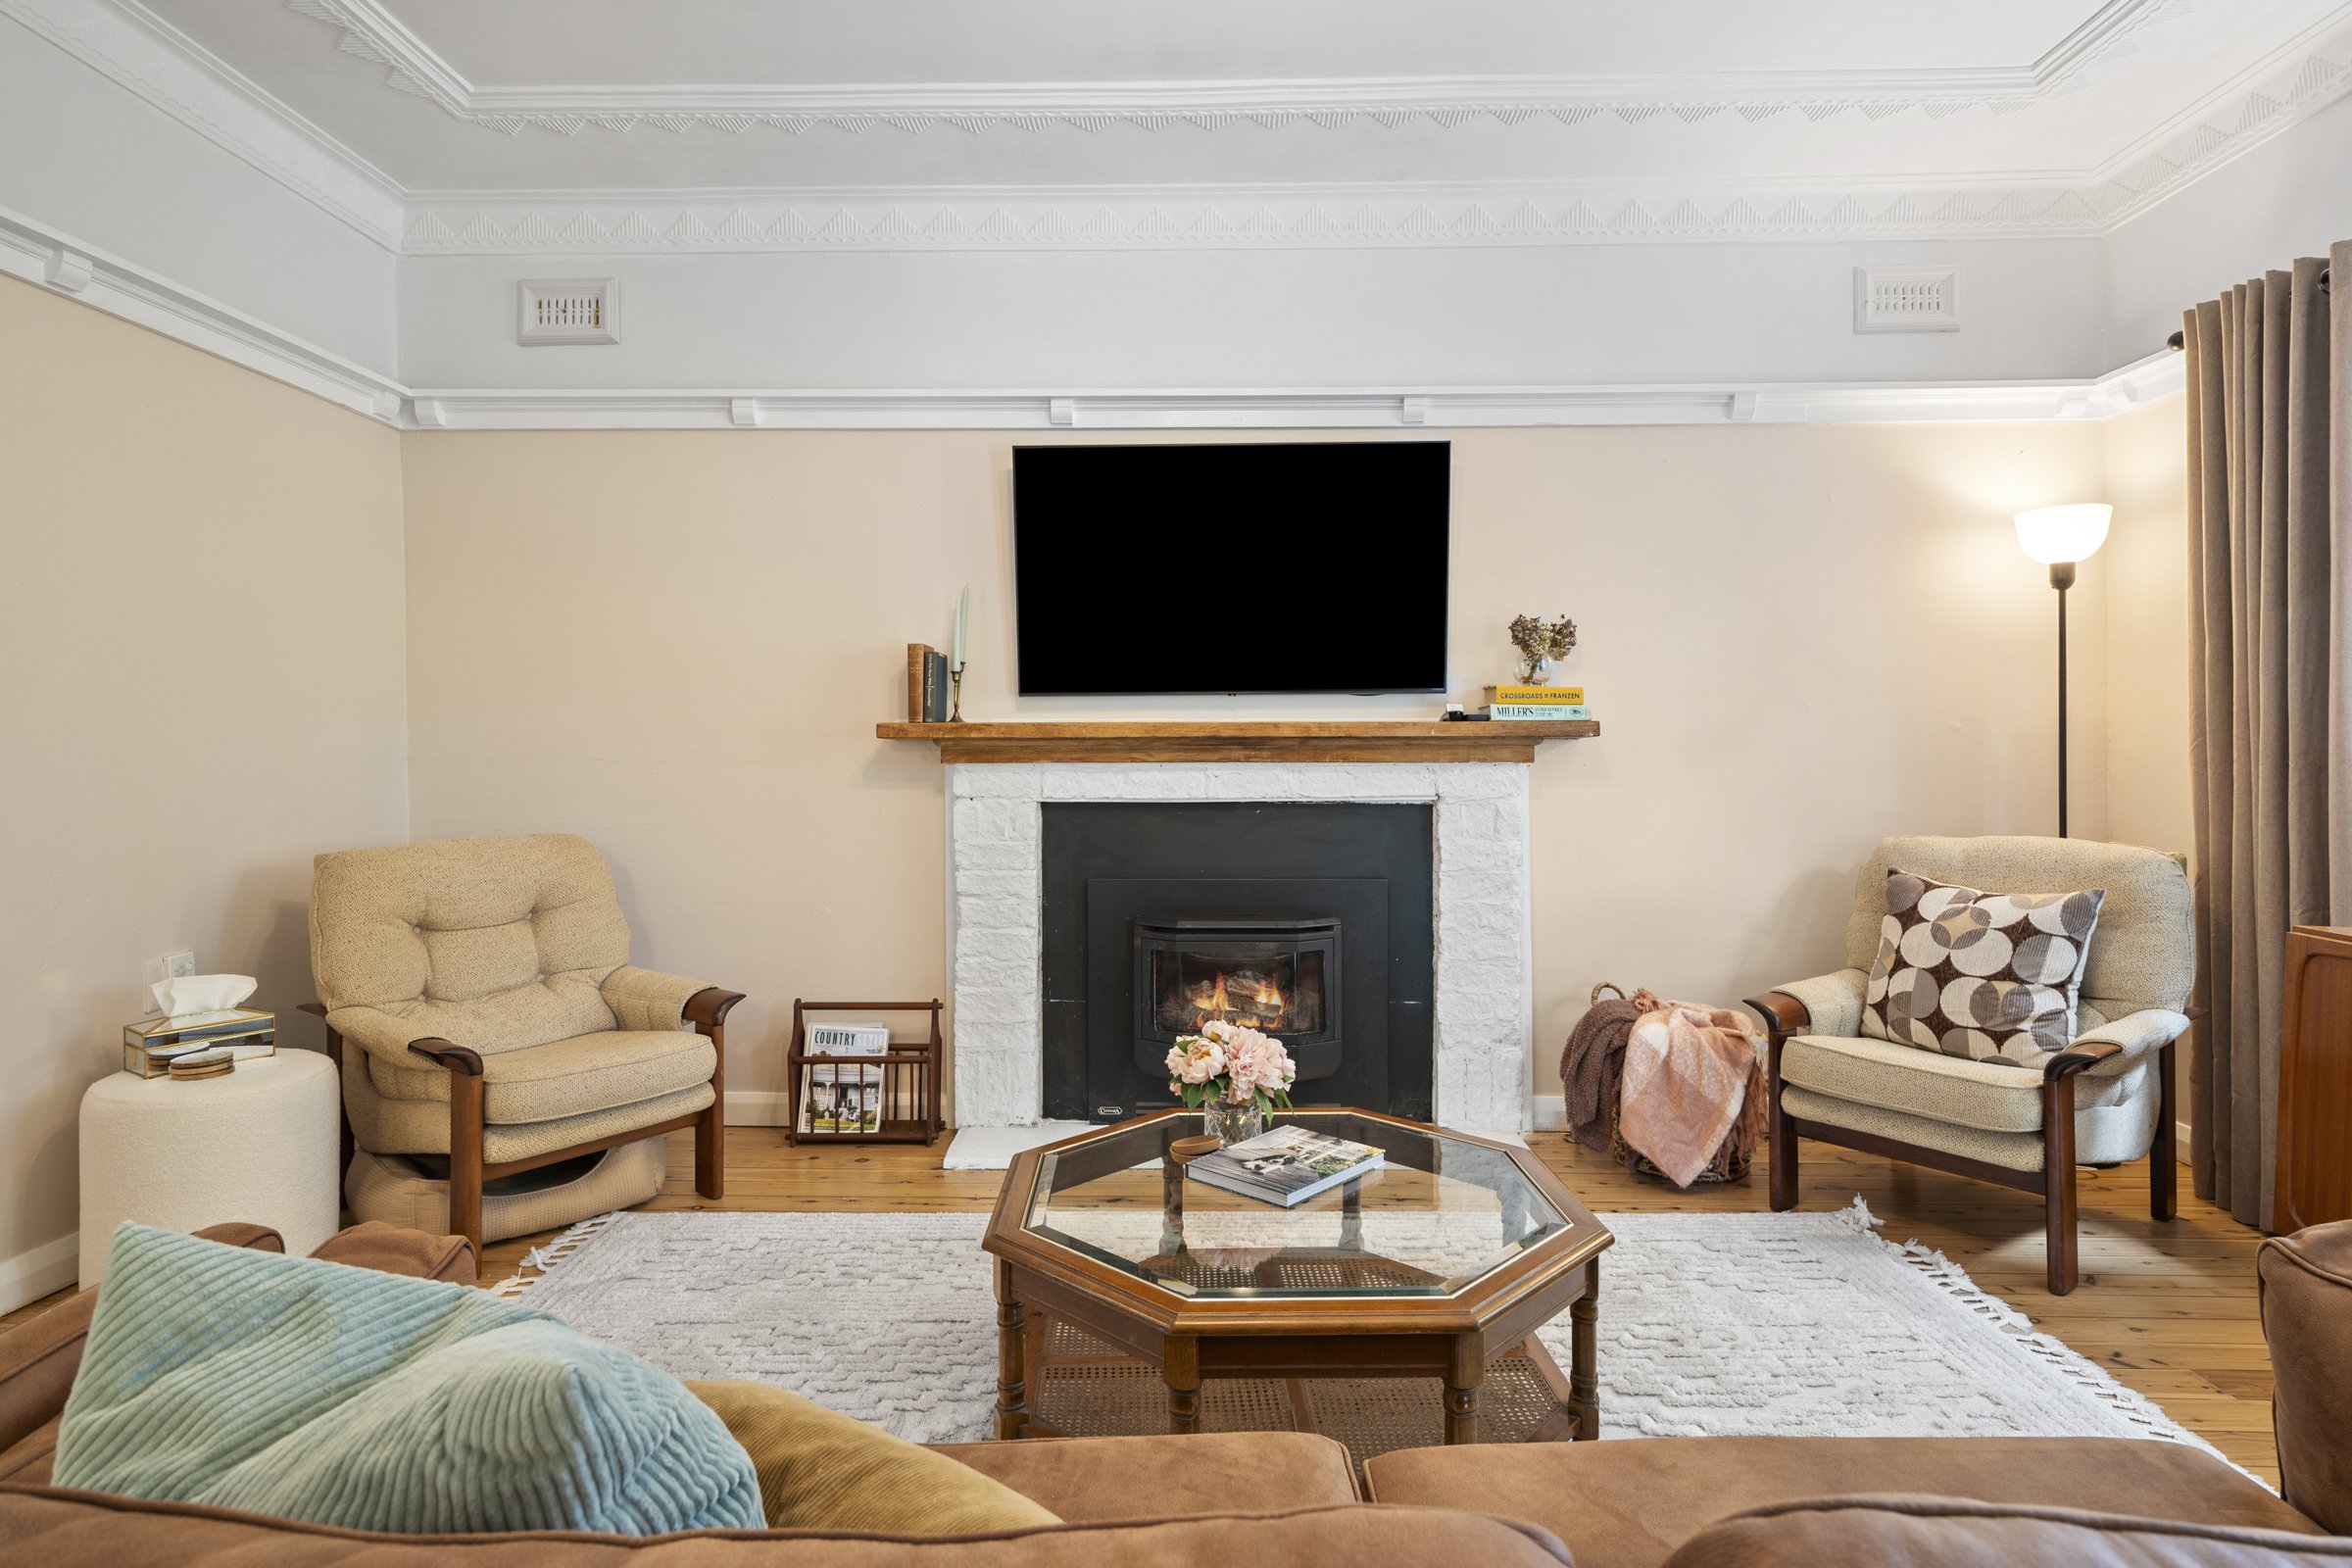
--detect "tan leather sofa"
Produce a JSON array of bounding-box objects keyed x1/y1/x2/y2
[{"x1": 3, "y1": 1220, "x2": 2348, "y2": 1566}]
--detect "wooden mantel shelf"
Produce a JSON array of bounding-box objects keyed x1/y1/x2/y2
[{"x1": 875, "y1": 718, "x2": 1598, "y2": 764}]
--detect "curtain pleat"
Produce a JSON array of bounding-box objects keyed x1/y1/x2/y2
[{"x1": 2183, "y1": 255, "x2": 2337, "y2": 1230}]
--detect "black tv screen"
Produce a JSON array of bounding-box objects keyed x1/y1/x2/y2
[{"x1": 1012, "y1": 441, "x2": 1450, "y2": 695}]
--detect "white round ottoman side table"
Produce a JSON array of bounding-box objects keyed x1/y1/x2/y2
[{"x1": 77, "y1": 1050, "x2": 340, "y2": 1287}]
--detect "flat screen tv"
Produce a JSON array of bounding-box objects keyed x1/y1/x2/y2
[{"x1": 1012, "y1": 441, "x2": 1450, "y2": 696}]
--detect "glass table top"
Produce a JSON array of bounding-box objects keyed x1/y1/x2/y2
[{"x1": 1014, "y1": 1110, "x2": 1580, "y2": 1298}]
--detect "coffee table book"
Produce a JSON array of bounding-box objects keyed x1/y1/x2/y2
[{"x1": 1183, "y1": 1125, "x2": 1384, "y2": 1206}]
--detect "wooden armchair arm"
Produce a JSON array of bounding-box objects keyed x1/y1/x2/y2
[
  {"x1": 685, "y1": 987, "x2": 746, "y2": 1032},
  {"x1": 2043, "y1": 1039, "x2": 2124, "y2": 1081},
  {"x1": 1744, "y1": 991, "x2": 1812, "y2": 1046},
  {"x1": 407, "y1": 1037, "x2": 483, "y2": 1075}
]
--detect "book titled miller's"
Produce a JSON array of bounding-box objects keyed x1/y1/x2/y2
[
  {"x1": 1184, "y1": 1125, "x2": 1385, "y2": 1207},
  {"x1": 1483, "y1": 704, "x2": 1591, "y2": 721}
]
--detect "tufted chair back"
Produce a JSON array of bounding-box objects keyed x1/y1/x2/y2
[
  {"x1": 310, "y1": 834, "x2": 631, "y2": 1054},
  {"x1": 1842, "y1": 835, "x2": 2195, "y2": 1026}
]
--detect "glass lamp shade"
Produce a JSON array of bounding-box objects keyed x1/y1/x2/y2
[{"x1": 2015, "y1": 503, "x2": 2112, "y2": 565}]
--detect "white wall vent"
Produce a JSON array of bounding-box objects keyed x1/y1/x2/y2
[
  {"x1": 517, "y1": 278, "x2": 620, "y2": 345},
  {"x1": 1853, "y1": 267, "x2": 1958, "y2": 333}
]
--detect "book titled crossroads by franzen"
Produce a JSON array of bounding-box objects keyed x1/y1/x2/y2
[{"x1": 1183, "y1": 1125, "x2": 1386, "y2": 1207}]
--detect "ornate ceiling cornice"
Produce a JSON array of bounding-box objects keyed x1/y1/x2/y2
[
  {"x1": 290, "y1": 0, "x2": 2199, "y2": 136},
  {"x1": 398, "y1": 29, "x2": 2352, "y2": 253}
]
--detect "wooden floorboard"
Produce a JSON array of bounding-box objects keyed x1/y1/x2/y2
[{"x1": 5, "y1": 1131, "x2": 2278, "y2": 1484}]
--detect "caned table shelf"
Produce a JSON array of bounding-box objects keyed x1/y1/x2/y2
[{"x1": 874, "y1": 719, "x2": 1597, "y2": 765}]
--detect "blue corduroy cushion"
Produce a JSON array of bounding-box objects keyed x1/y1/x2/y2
[{"x1": 55, "y1": 1223, "x2": 761, "y2": 1535}]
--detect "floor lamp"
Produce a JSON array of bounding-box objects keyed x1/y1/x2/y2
[{"x1": 2014, "y1": 503, "x2": 2112, "y2": 838}]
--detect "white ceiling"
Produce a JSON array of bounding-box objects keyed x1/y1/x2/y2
[{"x1": 121, "y1": 0, "x2": 2352, "y2": 202}]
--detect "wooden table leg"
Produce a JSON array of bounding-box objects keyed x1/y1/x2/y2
[
  {"x1": 1165, "y1": 1335, "x2": 1201, "y2": 1436},
  {"x1": 994, "y1": 1261, "x2": 1029, "y2": 1440},
  {"x1": 1444, "y1": 1333, "x2": 1484, "y2": 1445},
  {"x1": 1568, "y1": 1260, "x2": 1600, "y2": 1441},
  {"x1": 1341, "y1": 1178, "x2": 1364, "y2": 1251}
]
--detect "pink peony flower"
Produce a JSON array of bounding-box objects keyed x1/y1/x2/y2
[{"x1": 1165, "y1": 1035, "x2": 1226, "y2": 1086}]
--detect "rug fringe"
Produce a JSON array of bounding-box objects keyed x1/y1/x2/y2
[{"x1": 487, "y1": 1209, "x2": 626, "y2": 1299}]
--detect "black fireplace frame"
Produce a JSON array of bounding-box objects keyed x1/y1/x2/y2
[
  {"x1": 1131, "y1": 915, "x2": 1344, "y2": 1080},
  {"x1": 1041, "y1": 802, "x2": 1433, "y2": 1123}
]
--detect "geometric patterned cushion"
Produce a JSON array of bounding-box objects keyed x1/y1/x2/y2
[{"x1": 1859, "y1": 868, "x2": 2105, "y2": 1070}]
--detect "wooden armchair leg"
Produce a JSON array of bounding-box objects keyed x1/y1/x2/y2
[
  {"x1": 695, "y1": 1098, "x2": 724, "y2": 1201},
  {"x1": 2150, "y1": 1039, "x2": 2178, "y2": 1222},
  {"x1": 686, "y1": 988, "x2": 743, "y2": 1203},
  {"x1": 2042, "y1": 1074, "x2": 2080, "y2": 1296},
  {"x1": 447, "y1": 1070, "x2": 486, "y2": 1253},
  {"x1": 1768, "y1": 1038, "x2": 1798, "y2": 1212}
]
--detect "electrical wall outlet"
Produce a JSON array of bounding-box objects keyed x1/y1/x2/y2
[{"x1": 142, "y1": 950, "x2": 197, "y2": 1015}]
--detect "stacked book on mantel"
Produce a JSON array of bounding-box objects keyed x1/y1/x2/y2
[
  {"x1": 1184, "y1": 1124, "x2": 1386, "y2": 1207},
  {"x1": 905, "y1": 643, "x2": 950, "y2": 722},
  {"x1": 1478, "y1": 684, "x2": 1591, "y2": 721}
]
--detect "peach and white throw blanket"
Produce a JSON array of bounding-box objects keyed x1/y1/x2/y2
[{"x1": 1618, "y1": 998, "x2": 1766, "y2": 1187}]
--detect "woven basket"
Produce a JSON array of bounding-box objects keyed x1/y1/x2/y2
[{"x1": 1590, "y1": 981, "x2": 1753, "y2": 1185}]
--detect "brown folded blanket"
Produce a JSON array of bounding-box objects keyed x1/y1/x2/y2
[
  {"x1": 1561, "y1": 988, "x2": 1662, "y2": 1151},
  {"x1": 1620, "y1": 1001, "x2": 1766, "y2": 1188}
]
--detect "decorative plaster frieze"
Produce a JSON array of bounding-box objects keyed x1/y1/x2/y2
[
  {"x1": 1, "y1": 0, "x2": 404, "y2": 248},
  {"x1": 401, "y1": 186, "x2": 2110, "y2": 253},
  {"x1": 0, "y1": 198, "x2": 2190, "y2": 433},
  {"x1": 288, "y1": 0, "x2": 2195, "y2": 136}
]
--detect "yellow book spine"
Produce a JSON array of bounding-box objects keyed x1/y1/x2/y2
[{"x1": 1486, "y1": 685, "x2": 1584, "y2": 704}]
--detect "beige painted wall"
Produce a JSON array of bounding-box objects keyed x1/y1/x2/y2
[
  {"x1": 0, "y1": 276, "x2": 408, "y2": 1302},
  {"x1": 2101, "y1": 395, "x2": 2197, "y2": 1149},
  {"x1": 400, "y1": 421, "x2": 2112, "y2": 1116}
]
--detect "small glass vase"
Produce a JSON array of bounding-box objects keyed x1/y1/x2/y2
[{"x1": 1203, "y1": 1099, "x2": 1267, "y2": 1149}]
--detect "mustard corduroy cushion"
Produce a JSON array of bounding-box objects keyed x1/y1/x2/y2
[{"x1": 688, "y1": 1380, "x2": 1059, "y2": 1535}]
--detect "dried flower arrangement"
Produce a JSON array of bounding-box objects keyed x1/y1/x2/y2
[{"x1": 1508, "y1": 614, "x2": 1579, "y2": 684}]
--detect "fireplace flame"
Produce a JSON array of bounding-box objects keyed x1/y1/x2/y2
[{"x1": 1191, "y1": 969, "x2": 1288, "y2": 1033}]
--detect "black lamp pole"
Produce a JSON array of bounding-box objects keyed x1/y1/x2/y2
[{"x1": 2050, "y1": 560, "x2": 2076, "y2": 838}]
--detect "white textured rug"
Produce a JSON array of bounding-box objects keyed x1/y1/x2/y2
[{"x1": 502, "y1": 1200, "x2": 2216, "y2": 1456}]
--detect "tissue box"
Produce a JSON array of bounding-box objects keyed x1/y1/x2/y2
[{"x1": 123, "y1": 1009, "x2": 276, "y2": 1078}]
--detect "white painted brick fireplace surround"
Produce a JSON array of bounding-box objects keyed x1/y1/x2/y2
[{"x1": 946, "y1": 761, "x2": 1535, "y2": 1133}]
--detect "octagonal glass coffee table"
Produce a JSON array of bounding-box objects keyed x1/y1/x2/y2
[{"x1": 983, "y1": 1107, "x2": 1612, "y2": 1446}]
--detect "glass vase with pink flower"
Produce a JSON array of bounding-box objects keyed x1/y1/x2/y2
[{"x1": 1163, "y1": 1017, "x2": 1298, "y2": 1148}]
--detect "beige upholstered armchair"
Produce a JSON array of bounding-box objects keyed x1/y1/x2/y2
[
  {"x1": 1746, "y1": 836, "x2": 2193, "y2": 1296},
  {"x1": 306, "y1": 833, "x2": 741, "y2": 1250}
]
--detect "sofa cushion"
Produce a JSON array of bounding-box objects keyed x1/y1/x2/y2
[
  {"x1": 1859, "y1": 869, "x2": 2104, "y2": 1069},
  {"x1": 367, "y1": 1029, "x2": 717, "y2": 1123},
  {"x1": 1662, "y1": 1496, "x2": 2352, "y2": 1568},
  {"x1": 2261, "y1": 1219, "x2": 2352, "y2": 1536},
  {"x1": 933, "y1": 1432, "x2": 1359, "y2": 1523},
  {"x1": 690, "y1": 1381, "x2": 1056, "y2": 1535},
  {"x1": 0, "y1": 1487, "x2": 1574, "y2": 1566},
  {"x1": 313, "y1": 834, "x2": 630, "y2": 1053},
  {"x1": 55, "y1": 1224, "x2": 760, "y2": 1536},
  {"x1": 1361, "y1": 1436, "x2": 2319, "y2": 1568}
]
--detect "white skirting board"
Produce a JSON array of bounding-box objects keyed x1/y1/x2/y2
[
  {"x1": 724, "y1": 1091, "x2": 790, "y2": 1126},
  {"x1": 0, "y1": 1232, "x2": 78, "y2": 1315}
]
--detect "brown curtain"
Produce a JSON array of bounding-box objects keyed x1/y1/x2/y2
[{"x1": 2183, "y1": 240, "x2": 2349, "y2": 1229}]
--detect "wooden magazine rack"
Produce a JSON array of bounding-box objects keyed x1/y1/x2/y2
[{"x1": 785, "y1": 999, "x2": 945, "y2": 1147}]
